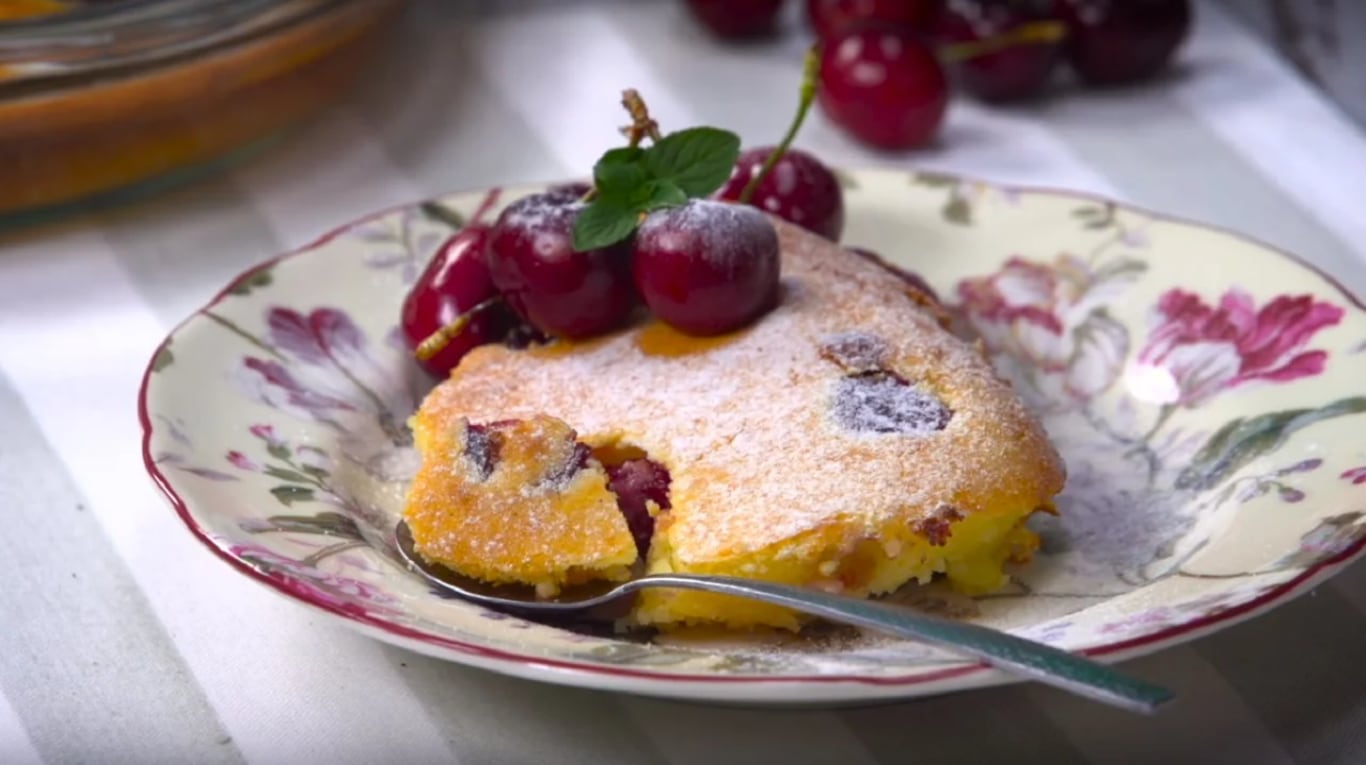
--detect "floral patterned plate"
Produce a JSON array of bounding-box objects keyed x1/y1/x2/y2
[{"x1": 140, "y1": 169, "x2": 1366, "y2": 706}]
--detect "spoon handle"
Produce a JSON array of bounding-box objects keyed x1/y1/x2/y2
[{"x1": 625, "y1": 574, "x2": 1173, "y2": 714}]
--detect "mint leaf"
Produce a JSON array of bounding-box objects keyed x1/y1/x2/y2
[
  {"x1": 641, "y1": 127, "x2": 740, "y2": 197},
  {"x1": 573, "y1": 195, "x2": 639, "y2": 251},
  {"x1": 639, "y1": 179, "x2": 687, "y2": 211},
  {"x1": 594, "y1": 146, "x2": 646, "y2": 193},
  {"x1": 573, "y1": 179, "x2": 687, "y2": 251}
]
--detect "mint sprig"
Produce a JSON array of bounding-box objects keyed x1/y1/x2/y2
[{"x1": 572, "y1": 126, "x2": 740, "y2": 252}]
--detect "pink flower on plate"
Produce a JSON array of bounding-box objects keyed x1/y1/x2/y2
[
  {"x1": 226, "y1": 451, "x2": 261, "y2": 471},
  {"x1": 1127, "y1": 289, "x2": 1343, "y2": 408},
  {"x1": 957, "y1": 255, "x2": 1142, "y2": 400},
  {"x1": 1341, "y1": 466, "x2": 1366, "y2": 485},
  {"x1": 958, "y1": 256, "x2": 1071, "y2": 369},
  {"x1": 249, "y1": 423, "x2": 286, "y2": 449}
]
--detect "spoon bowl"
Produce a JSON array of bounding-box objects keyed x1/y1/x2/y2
[{"x1": 395, "y1": 521, "x2": 1174, "y2": 714}]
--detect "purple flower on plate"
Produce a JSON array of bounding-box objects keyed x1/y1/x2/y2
[
  {"x1": 231, "y1": 543, "x2": 400, "y2": 617},
  {"x1": 268, "y1": 307, "x2": 367, "y2": 370},
  {"x1": 239, "y1": 357, "x2": 356, "y2": 416}
]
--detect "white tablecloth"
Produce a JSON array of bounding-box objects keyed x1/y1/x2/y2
[{"x1": 4, "y1": 1, "x2": 1366, "y2": 763}]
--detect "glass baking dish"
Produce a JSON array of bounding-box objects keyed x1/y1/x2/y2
[{"x1": 0, "y1": 0, "x2": 405, "y2": 224}]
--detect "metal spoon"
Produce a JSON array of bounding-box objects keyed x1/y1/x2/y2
[{"x1": 395, "y1": 521, "x2": 1172, "y2": 714}]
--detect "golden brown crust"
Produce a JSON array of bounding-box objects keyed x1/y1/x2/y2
[
  {"x1": 412, "y1": 219, "x2": 1065, "y2": 576},
  {"x1": 404, "y1": 415, "x2": 637, "y2": 593}
]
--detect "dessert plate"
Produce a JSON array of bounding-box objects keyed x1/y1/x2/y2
[{"x1": 140, "y1": 168, "x2": 1366, "y2": 706}]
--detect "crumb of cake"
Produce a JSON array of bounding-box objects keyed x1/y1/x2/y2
[{"x1": 912, "y1": 505, "x2": 966, "y2": 546}]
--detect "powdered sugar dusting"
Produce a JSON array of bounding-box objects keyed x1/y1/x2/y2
[
  {"x1": 637, "y1": 200, "x2": 776, "y2": 272},
  {"x1": 831, "y1": 375, "x2": 951, "y2": 434},
  {"x1": 820, "y1": 331, "x2": 890, "y2": 373},
  {"x1": 496, "y1": 193, "x2": 582, "y2": 232},
  {"x1": 416, "y1": 218, "x2": 1063, "y2": 563}
]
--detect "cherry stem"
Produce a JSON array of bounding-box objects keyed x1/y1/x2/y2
[
  {"x1": 620, "y1": 88, "x2": 662, "y2": 148},
  {"x1": 938, "y1": 20, "x2": 1067, "y2": 63},
  {"x1": 584, "y1": 88, "x2": 664, "y2": 204},
  {"x1": 414, "y1": 296, "x2": 502, "y2": 361},
  {"x1": 739, "y1": 46, "x2": 819, "y2": 205},
  {"x1": 470, "y1": 187, "x2": 503, "y2": 225}
]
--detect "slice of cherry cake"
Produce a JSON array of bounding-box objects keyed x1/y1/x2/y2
[{"x1": 404, "y1": 217, "x2": 1065, "y2": 631}]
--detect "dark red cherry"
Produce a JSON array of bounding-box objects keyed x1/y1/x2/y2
[
  {"x1": 606, "y1": 458, "x2": 672, "y2": 556},
  {"x1": 1058, "y1": 0, "x2": 1191, "y2": 85},
  {"x1": 935, "y1": 0, "x2": 1063, "y2": 102},
  {"x1": 818, "y1": 25, "x2": 950, "y2": 150},
  {"x1": 718, "y1": 147, "x2": 846, "y2": 241},
  {"x1": 486, "y1": 193, "x2": 637, "y2": 339},
  {"x1": 546, "y1": 182, "x2": 592, "y2": 202},
  {"x1": 806, "y1": 0, "x2": 941, "y2": 39},
  {"x1": 684, "y1": 0, "x2": 786, "y2": 38},
  {"x1": 848, "y1": 246, "x2": 940, "y2": 302},
  {"x1": 633, "y1": 200, "x2": 781, "y2": 336},
  {"x1": 401, "y1": 225, "x2": 516, "y2": 376}
]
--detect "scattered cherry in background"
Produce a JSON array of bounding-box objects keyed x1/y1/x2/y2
[
  {"x1": 719, "y1": 147, "x2": 846, "y2": 241},
  {"x1": 818, "y1": 25, "x2": 950, "y2": 150},
  {"x1": 486, "y1": 193, "x2": 637, "y2": 339},
  {"x1": 935, "y1": 0, "x2": 1064, "y2": 102},
  {"x1": 685, "y1": 0, "x2": 787, "y2": 39},
  {"x1": 633, "y1": 200, "x2": 781, "y2": 336},
  {"x1": 1058, "y1": 0, "x2": 1191, "y2": 85},
  {"x1": 806, "y1": 0, "x2": 941, "y2": 40}
]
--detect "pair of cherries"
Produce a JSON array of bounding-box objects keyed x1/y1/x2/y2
[{"x1": 401, "y1": 146, "x2": 845, "y2": 377}]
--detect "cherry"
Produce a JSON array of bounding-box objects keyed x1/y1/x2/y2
[
  {"x1": 818, "y1": 25, "x2": 950, "y2": 150},
  {"x1": 546, "y1": 182, "x2": 592, "y2": 202},
  {"x1": 1057, "y1": 0, "x2": 1191, "y2": 86},
  {"x1": 606, "y1": 458, "x2": 672, "y2": 556},
  {"x1": 848, "y1": 246, "x2": 940, "y2": 302},
  {"x1": 684, "y1": 0, "x2": 786, "y2": 39},
  {"x1": 935, "y1": 0, "x2": 1063, "y2": 102},
  {"x1": 486, "y1": 193, "x2": 637, "y2": 339},
  {"x1": 634, "y1": 200, "x2": 781, "y2": 336},
  {"x1": 806, "y1": 0, "x2": 942, "y2": 39},
  {"x1": 719, "y1": 147, "x2": 845, "y2": 241},
  {"x1": 401, "y1": 225, "x2": 517, "y2": 376}
]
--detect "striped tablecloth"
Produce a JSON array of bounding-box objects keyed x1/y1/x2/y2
[{"x1": 4, "y1": 1, "x2": 1365, "y2": 763}]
